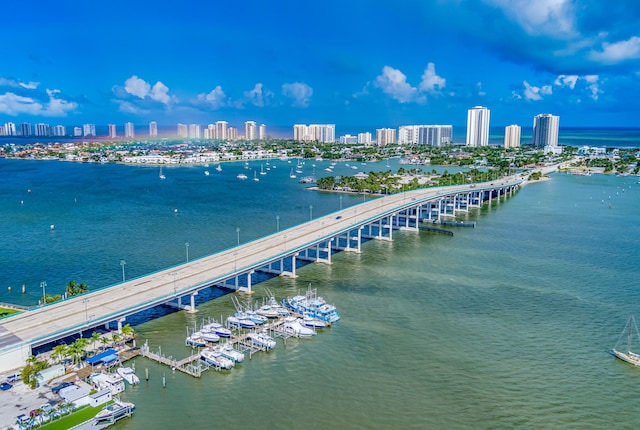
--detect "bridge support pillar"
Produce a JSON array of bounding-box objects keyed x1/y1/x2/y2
[
  {"x1": 117, "y1": 317, "x2": 126, "y2": 333},
  {"x1": 239, "y1": 270, "x2": 255, "y2": 295},
  {"x1": 187, "y1": 291, "x2": 199, "y2": 313}
]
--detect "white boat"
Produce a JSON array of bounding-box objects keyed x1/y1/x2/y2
[
  {"x1": 260, "y1": 164, "x2": 267, "y2": 175},
  {"x1": 255, "y1": 305, "x2": 280, "y2": 319},
  {"x1": 159, "y1": 166, "x2": 166, "y2": 180},
  {"x1": 202, "y1": 320, "x2": 231, "y2": 337},
  {"x1": 253, "y1": 171, "x2": 260, "y2": 182},
  {"x1": 613, "y1": 315, "x2": 640, "y2": 366},
  {"x1": 186, "y1": 332, "x2": 207, "y2": 347},
  {"x1": 242, "y1": 310, "x2": 267, "y2": 325},
  {"x1": 217, "y1": 343, "x2": 245, "y2": 363},
  {"x1": 298, "y1": 315, "x2": 327, "y2": 329},
  {"x1": 215, "y1": 164, "x2": 222, "y2": 172},
  {"x1": 200, "y1": 348, "x2": 234, "y2": 370},
  {"x1": 199, "y1": 329, "x2": 220, "y2": 343},
  {"x1": 247, "y1": 332, "x2": 277, "y2": 349},
  {"x1": 283, "y1": 316, "x2": 315, "y2": 338},
  {"x1": 116, "y1": 367, "x2": 140, "y2": 385},
  {"x1": 289, "y1": 168, "x2": 296, "y2": 179},
  {"x1": 284, "y1": 285, "x2": 340, "y2": 323},
  {"x1": 95, "y1": 400, "x2": 135, "y2": 422},
  {"x1": 237, "y1": 173, "x2": 248, "y2": 180},
  {"x1": 204, "y1": 170, "x2": 210, "y2": 176},
  {"x1": 226, "y1": 315, "x2": 256, "y2": 328}
]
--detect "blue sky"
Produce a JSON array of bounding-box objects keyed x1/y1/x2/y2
[{"x1": 1, "y1": 0, "x2": 640, "y2": 134}]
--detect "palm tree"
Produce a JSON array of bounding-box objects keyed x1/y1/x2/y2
[
  {"x1": 51, "y1": 345, "x2": 69, "y2": 365},
  {"x1": 91, "y1": 332, "x2": 101, "y2": 351},
  {"x1": 121, "y1": 324, "x2": 135, "y2": 342}
]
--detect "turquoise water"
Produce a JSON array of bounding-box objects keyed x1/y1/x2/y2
[{"x1": 1, "y1": 158, "x2": 640, "y2": 428}]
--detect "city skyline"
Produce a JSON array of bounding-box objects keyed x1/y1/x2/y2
[{"x1": 0, "y1": 1, "x2": 639, "y2": 129}]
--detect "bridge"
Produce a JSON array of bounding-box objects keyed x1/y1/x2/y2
[{"x1": 0, "y1": 178, "x2": 523, "y2": 372}]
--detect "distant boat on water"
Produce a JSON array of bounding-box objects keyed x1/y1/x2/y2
[
  {"x1": 612, "y1": 315, "x2": 640, "y2": 366},
  {"x1": 215, "y1": 164, "x2": 222, "y2": 172},
  {"x1": 159, "y1": 166, "x2": 166, "y2": 180},
  {"x1": 289, "y1": 168, "x2": 296, "y2": 179},
  {"x1": 237, "y1": 172, "x2": 248, "y2": 180}
]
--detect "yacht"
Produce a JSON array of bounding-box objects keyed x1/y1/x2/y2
[
  {"x1": 226, "y1": 315, "x2": 256, "y2": 328},
  {"x1": 237, "y1": 172, "x2": 248, "y2": 180},
  {"x1": 298, "y1": 315, "x2": 327, "y2": 329},
  {"x1": 202, "y1": 320, "x2": 232, "y2": 338},
  {"x1": 199, "y1": 329, "x2": 220, "y2": 343},
  {"x1": 186, "y1": 332, "x2": 207, "y2": 347},
  {"x1": 283, "y1": 316, "x2": 315, "y2": 338},
  {"x1": 116, "y1": 367, "x2": 140, "y2": 385},
  {"x1": 217, "y1": 343, "x2": 245, "y2": 363},
  {"x1": 200, "y1": 348, "x2": 235, "y2": 370},
  {"x1": 95, "y1": 400, "x2": 135, "y2": 422},
  {"x1": 247, "y1": 332, "x2": 277, "y2": 349}
]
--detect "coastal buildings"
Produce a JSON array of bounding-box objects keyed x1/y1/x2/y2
[
  {"x1": 245, "y1": 121, "x2": 257, "y2": 140},
  {"x1": 108, "y1": 124, "x2": 117, "y2": 139},
  {"x1": 339, "y1": 134, "x2": 357, "y2": 144},
  {"x1": 533, "y1": 114, "x2": 559, "y2": 147},
  {"x1": 259, "y1": 124, "x2": 266, "y2": 140},
  {"x1": 358, "y1": 132, "x2": 372, "y2": 145},
  {"x1": 3, "y1": 122, "x2": 16, "y2": 136},
  {"x1": 376, "y1": 128, "x2": 396, "y2": 145},
  {"x1": 20, "y1": 122, "x2": 32, "y2": 137},
  {"x1": 74, "y1": 127, "x2": 82, "y2": 137},
  {"x1": 177, "y1": 123, "x2": 188, "y2": 138},
  {"x1": 35, "y1": 123, "x2": 50, "y2": 137},
  {"x1": 466, "y1": 106, "x2": 490, "y2": 147},
  {"x1": 188, "y1": 124, "x2": 201, "y2": 139},
  {"x1": 83, "y1": 124, "x2": 96, "y2": 137},
  {"x1": 51, "y1": 125, "x2": 66, "y2": 137},
  {"x1": 398, "y1": 125, "x2": 452, "y2": 146},
  {"x1": 125, "y1": 122, "x2": 135, "y2": 138},
  {"x1": 149, "y1": 121, "x2": 158, "y2": 137},
  {"x1": 293, "y1": 124, "x2": 336, "y2": 143},
  {"x1": 504, "y1": 125, "x2": 521, "y2": 148}
]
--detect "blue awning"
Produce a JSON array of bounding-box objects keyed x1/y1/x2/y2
[
  {"x1": 101, "y1": 354, "x2": 118, "y2": 364},
  {"x1": 86, "y1": 349, "x2": 118, "y2": 365}
]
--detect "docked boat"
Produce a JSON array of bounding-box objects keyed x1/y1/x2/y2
[
  {"x1": 298, "y1": 315, "x2": 327, "y2": 329},
  {"x1": 283, "y1": 316, "x2": 315, "y2": 338},
  {"x1": 226, "y1": 315, "x2": 256, "y2": 328},
  {"x1": 247, "y1": 332, "x2": 277, "y2": 349},
  {"x1": 200, "y1": 348, "x2": 235, "y2": 369},
  {"x1": 116, "y1": 367, "x2": 140, "y2": 385},
  {"x1": 186, "y1": 332, "x2": 207, "y2": 347},
  {"x1": 612, "y1": 315, "x2": 640, "y2": 366},
  {"x1": 217, "y1": 343, "x2": 245, "y2": 363},
  {"x1": 255, "y1": 305, "x2": 280, "y2": 319},
  {"x1": 242, "y1": 310, "x2": 268, "y2": 325},
  {"x1": 199, "y1": 329, "x2": 220, "y2": 343},
  {"x1": 202, "y1": 320, "x2": 232, "y2": 337},
  {"x1": 284, "y1": 285, "x2": 340, "y2": 323},
  {"x1": 95, "y1": 400, "x2": 135, "y2": 422}
]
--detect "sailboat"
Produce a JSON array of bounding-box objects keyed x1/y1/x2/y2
[
  {"x1": 253, "y1": 171, "x2": 259, "y2": 182},
  {"x1": 159, "y1": 166, "x2": 166, "y2": 180},
  {"x1": 289, "y1": 168, "x2": 297, "y2": 179},
  {"x1": 215, "y1": 164, "x2": 222, "y2": 172},
  {"x1": 260, "y1": 164, "x2": 267, "y2": 175},
  {"x1": 612, "y1": 315, "x2": 640, "y2": 366}
]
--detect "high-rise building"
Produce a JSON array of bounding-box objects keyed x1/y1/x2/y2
[
  {"x1": 0, "y1": 125, "x2": 4, "y2": 136},
  {"x1": 398, "y1": 126, "x2": 419, "y2": 144},
  {"x1": 339, "y1": 134, "x2": 358, "y2": 144},
  {"x1": 215, "y1": 121, "x2": 228, "y2": 140},
  {"x1": 466, "y1": 106, "x2": 490, "y2": 147},
  {"x1": 188, "y1": 124, "x2": 201, "y2": 138},
  {"x1": 125, "y1": 122, "x2": 135, "y2": 138},
  {"x1": 292, "y1": 124, "x2": 335, "y2": 142},
  {"x1": 376, "y1": 128, "x2": 396, "y2": 145},
  {"x1": 20, "y1": 122, "x2": 32, "y2": 137},
  {"x1": 417, "y1": 125, "x2": 452, "y2": 146},
  {"x1": 177, "y1": 123, "x2": 188, "y2": 138},
  {"x1": 533, "y1": 114, "x2": 559, "y2": 147},
  {"x1": 227, "y1": 127, "x2": 238, "y2": 140},
  {"x1": 4, "y1": 122, "x2": 17, "y2": 136},
  {"x1": 358, "y1": 132, "x2": 372, "y2": 144},
  {"x1": 35, "y1": 123, "x2": 50, "y2": 137},
  {"x1": 149, "y1": 121, "x2": 158, "y2": 137},
  {"x1": 73, "y1": 127, "x2": 82, "y2": 137},
  {"x1": 245, "y1": 121, "x2": 257, "y2": 140},
  {"x1": 83, "y1": 124, "x2": 96, "y2": 137},
  {"x1": 259, "y1": 124, "x2": 267, "y2": 140},
  {"x1": 51, "y1": 125, "x2": 66, "y2": 137},
  {"x1": 108, "y1": 124, "x2": 117, "y2": 139},
  {"x1": 504, "y1": 125, "x2": 521, "y2": 148}
]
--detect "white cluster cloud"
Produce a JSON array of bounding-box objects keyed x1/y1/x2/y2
[
  {"x1": 483, "y1": 0, "x2": 575, "y2": 38},
  {"x1": 0, "y1": 79, "x2": 77, "y2": 116},
  {"x1": 554, "y1": 74, "x2": 578, "y2": 89},
  {"x1": 518, "y1": 73, "x2": 602, "y2": 101},
  {"x1": 282, "y1": 82, "x2": 313, "y2": 107},
  {"x1": 375, "y1": 62, "x2": 445, "y2": 104},
  {"x1": 197, "y1": 85, "x2": 227, "y2": 109},
  {"x1": 123, "y1": 75, "x2": 173, "y2": 105},
  {"x1": 589, "y1": 36, "x2": 640, "y2": 64},
  {"x1": 523, "y1": 81, "x2": 553, "y2": 101}
]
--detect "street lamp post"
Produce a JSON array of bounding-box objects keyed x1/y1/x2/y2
[
  {"x1": 276, "y1": 215, "x2": 280, "y2": 232},
  {"x1": 185, "y1": 242, "x2": 189, "y2": 262},
  {"x1": 309, "y1": 205, "x2": 313, "y2": 221},
  {"x1": 236, "y1": 227, "x2": 240, "y2": 246},
  {"x1": 120, "y1": 260, "x2": 126, "y2": 282},
  {"x1": 40, "y1": 281, "x2": 47, "y2": 305}
]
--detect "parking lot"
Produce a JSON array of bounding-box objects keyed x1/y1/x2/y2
[{"x1": 0, "y1": 374, "x2": 59, "y2": 430}]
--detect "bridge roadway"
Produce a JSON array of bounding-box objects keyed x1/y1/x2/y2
[{"x1": 0, "y1": 177, "x2": 524, "y2": 371}]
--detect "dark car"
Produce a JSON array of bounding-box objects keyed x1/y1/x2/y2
[
  {"x1": 51, "y1": 381, "x2": 74, "y2": 394},
  {"x1": 0, "y1": 382, "x2": 12, "y2": 390}
]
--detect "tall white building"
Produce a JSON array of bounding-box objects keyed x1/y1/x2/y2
[
  {"x1": 177, "y1": 123, "x2": 188, "y2": 138},
  {"x1": 188, "y1": 124, "x2": 201, "y2": 138},
  {"x1": 245, "y1": 121, "x2": 257, "y2": 140},
  {"x1": 108, "y1": 124, "x2": 117, "y2": 139},
  {"x1": 400, "y1": 125, "x2": 452, "y2": 146},
  {"x1": 149, "y1": 121, "x2": 158, "y2": 137},
  {"x1": 357, "y1": 132, "x2": 372, "y2": 144},
  {"x1": 376, "y1": 128, "x2": 396, "y2": 145},
  {"x1": 73, "y1": 127, "x2": 82, "y2": 137},
  {"x1": 533, "y1": 114, "x2": 559, "y2": 147},
  {"x1": 259, "y1": 124, "x2": 267, "y2": 140},
  {"x1": 35, "y1": 123, "x2": 50, "y2": 137},
  {"x1": 339, "y1": 134, "x2": 357, "y2": 144},
  {"x1": 216, "y1": 121, "x2": 228, "y2": 140},
  {"x1": 504, "y1": 125, "x2": 521, "y2": 148},
  {"x1": 293, "y1": 124, "x2": 335, "y2": 143},
  {"x1": 4, "y1": 122, "x2": 16, "y2": 136},
  {"x1": 51, "y1": 125, "x2": 66, "y2": 137},
  {"x1": 20, "y1": 122, "x2": 32, "y2": 137},
  {"x1": 227, "y1": 126, "x2": 238, "y2": 140},
  {"x1": 466, "y1": 106, "x2": 490, "y2": 147},
  {"x1": 124, "y1": 122, "x2": 135, "y2": 138},
  {"x1": 83, "y1": 124, "x2": 96, "y2": 137}
]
